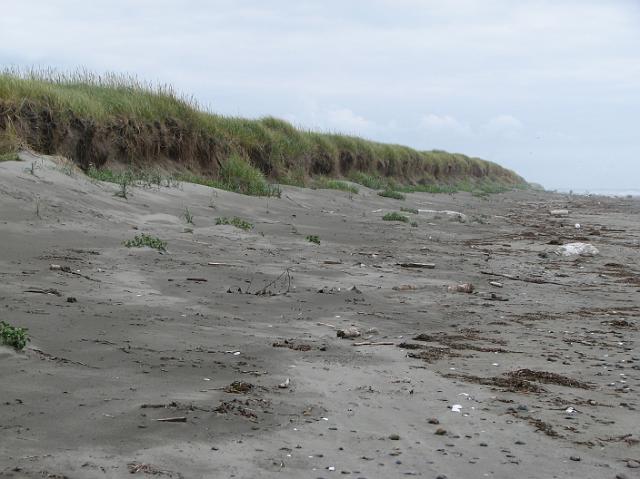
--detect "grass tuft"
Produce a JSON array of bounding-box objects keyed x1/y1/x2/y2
[
  {"x1": 382, "y1": 212, "x2": 409, "y2": 223},
  {"x1": 123, "y1": 234, "x2": 167, "y2": 251},
  {"x1": 215, "y1": 216, "x2": 254, "y2": 231},
  {"x1": 0, "y1": 321, "x2": 30, "y2": 350},
  {"x1": 313, "y1": 177, "x2": 359, "y2": 194},
  {"x1": 400, "y1": 206, "x2": 419, "y2": 214},
  {"x1": 306, "y1": 234, "x2": 321, "y2": 245},
  {"x1": 378, "y1": 189, "x2": 405, "y2": 200}
]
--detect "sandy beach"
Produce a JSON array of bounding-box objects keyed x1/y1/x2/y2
[{"x1": 1, "y1": 152, "x2": 639, "y2": 479}]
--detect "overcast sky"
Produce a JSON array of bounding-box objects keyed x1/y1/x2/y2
[{"x1": 2, "y1": 1, "x2": 639, "y2": 190}]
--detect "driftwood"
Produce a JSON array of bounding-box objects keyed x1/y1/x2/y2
[
  {"x1": 353, "y1": 341, "x2": 395, "y2": 346},
  {"x1": 480, "y1": 271, "x2": 565, "y2": 286},
  {"x1": 396, "y1": 262, "x2": 435, "y2": 269},
  {"x1": 155, "y1": 416, "x2": 187, "y2": 423}
]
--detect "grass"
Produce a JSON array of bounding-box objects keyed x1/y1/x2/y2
[
  {"x1": 215, "y1": 216, "x2": 254, "y2": 231},
  {"x1": 382, "y1": 212, "x2": 409, "y2": 223},
  {"x1": 313, "y1": 177, "x2": 359, "y2": 194},
  {"x1": 0, "y1": 152, "x2": 20, "y2": 162},
  {"x1": 348, "y1": 172, "x2": 389, "y2": 190},
  {"x1": 183, "y1": 207, "x2": 194, "y2": 225},
  {"x1": 378, "y1": 189, "x2": 405, "y2": 200},
  {"x1": 0, "y1": 321, "x2": 30, "y2": 350},
  {"x1": 400, "y1": 206, "x2": 419, "y2": 214},
  {"x1": 0, "y1": 69, "x2": 527, "y2": 193},
  {"x1": 123, "y1": 233, "x2": 167, "y2": 251},
  {"x1": 306, "y1": 234, "x2": 320, "y2": 245}
]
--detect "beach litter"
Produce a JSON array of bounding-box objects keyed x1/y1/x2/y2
[{"x1": 556, "y1": 243, "x2": 599, "y2": 257}]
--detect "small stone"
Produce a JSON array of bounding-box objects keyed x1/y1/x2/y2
[
  {"x1": 436, "y1": 475, "x2": 447, "y2": 479},
  {"x1": 434, "y1": 428, "x2": 447, "y2": 436},
  {"x1": 627, "y1": 460, "x2": 640, "y2": 468},
  {"x1": 427, "y1": 418, "x2": 440, "y2": 424},
  {"x1": 516, "y1": 404, "x2": 528, "y2": 411},
  {"x1": 569, "y1": 456, "x2": 581, "y2": 462},
  {"x1": 616, "y1": 473, "x2": 629, "y2": 479},
  {"x1": 514, "y1": 440, "x2": 525, "y2": 445},
  {"x1": 389, "y1": 434, "x2": 400, "y2": 440},
  {"x1": 479, "y1": 442, "x2": 488, "y2": 447},
  {"x1": 66, "y1": 296, "x2": 77, "y2": 303}
]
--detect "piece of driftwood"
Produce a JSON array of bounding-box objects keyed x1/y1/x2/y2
[
  {"x1": 396, "y1": 262, "x2": 436, "y2": 269},
  {"x1": 155, "y1": 416, "x2": 187, "y2": 423},
  {"x1": 480, "y1": 271, "x2": 565, "y2": 286}
]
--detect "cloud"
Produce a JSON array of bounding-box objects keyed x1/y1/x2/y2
[
  {"x1": 419, "y1": 114, "x2": 463, "y2": 130},
  {"x1": 483, "y1": 115, "x2": 524, "y2": 138},
  {"x1": 325, "y1": 108, "x2": 374, "y2": 133}
]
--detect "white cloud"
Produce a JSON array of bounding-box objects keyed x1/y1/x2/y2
[
  {"x1": 325, "y1": 108, "x2": 373, "y2": 133},
  {"x1": 419, "y1": 114, "x2": 463, "y2": 130},
  {"x1": 483, "y1": 115, "x2": 524, "y2": 138}
]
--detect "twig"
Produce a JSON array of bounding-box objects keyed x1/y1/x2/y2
[
  {"x1": 155, "y1": 416, "x2": 187, "y2": 423},
  {"x1": 316, "y1": 322, "x2": 337, "y2": 329},
  {"x1": 353, "y1": 341, "x2": 395, "y2": 346},
  {"x1": 254, "y1": 268, "x2": 291, "y2": 295},
  {"x1": 479, "y1": 271, "x2": 565, "y2": 286}
]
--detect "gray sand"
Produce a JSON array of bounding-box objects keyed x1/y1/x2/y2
[{"x1": 1, "y1": 153, "x2": 639, "y2": 478}]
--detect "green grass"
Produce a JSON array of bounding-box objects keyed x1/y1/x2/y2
[
  {"x1": 378, "y1": 189, "x2": 405, "y2": 200},
  {"x1": 313, "y1": 177, "x2": 359, "y2": 194},
  {"x1": 382, "y1": 212, "x2": 409, "y2": 223},
  {"x1": 215, "y1": 216, "x2": 254, "y2": 231},
  {"x1": 0, "y1": 321, "x2": 30, "y2": 350},
  {"x1": 348, "y1": 172, "x2": 389, "y2": 190},
  {"x1": 123, "y1": 233, "x2": 167, "y2": 251},
  {"x1": 306, "y1": 234, "x2": 320, "y2": 245},
  {"x1": 400, "y1": 206, "x2": 419, "y2": 214},
  {"x1": 0, "y1": 152, "x2": 20, "y2": 162},
  {"x1": 0, "y1": 69, "x2": 527, "y2": 193}
]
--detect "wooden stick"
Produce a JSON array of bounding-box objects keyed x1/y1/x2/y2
[
  {"x1": 479, "y1": 271, "x2": 564, "y2": 286},
  {"x1": 155, "y1": 416, "x2": 187, "y2": 423}
]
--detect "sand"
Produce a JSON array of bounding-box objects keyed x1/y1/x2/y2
[{"x1": 1, "y1": 152, "x2": 639, "y2": 478}]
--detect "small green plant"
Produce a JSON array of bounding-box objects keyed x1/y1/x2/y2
[
  {"x1": 123, "y1": 233, "x2": 167, "y2": 251},
  {"x1": 348, "y1": 172, "x2": 388, "y2": 190},
  {"x1": 382, "y1": 212, "x2": 409, "y2": 223},
  {"x1": 183, "y1": 206, "x2": 194, "y2": 225},
  {"x1": 400, "y1": 206, "x2": 419, "y2": 214},
  {"x1": 215, "y1": 216, "x2": 254, "y2": 231},
  {"x1": 410, "y1": 221, "x2": 418, "y2": 227},
  {"x1": 306, "y1": 234, "x2": 320, "y2": 245},
  {"x1": 0, "y1": 152, "x2": 20, "y2": 162},
  {"x1": 378, "y1": 189, "x2": 405, "y2": 200},
  {"x1": 313, "y1": 177, "x2": 359, "y2": 194},
  {"x1": 115, "y1": 177, "x2": 129, "y2": 199},
  {"x1": 0, "y1": 321, "x2": 30, "y2": 350}
]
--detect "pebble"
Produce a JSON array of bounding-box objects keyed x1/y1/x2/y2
[
  {"x1": 436, "y1": 475, "x2": 447, "y2": 479},
  {"x1": 434, "y1": 428, "x2": 447, "y2": 436},
  {"x1": 427, "y1": 418, "x2": 440, "y2": 424},
  {"x1": 570, "y1": 456, "x2": 581, "y2": 462},
  {"x1": 389, "y1": 434, "x2": 400, "y2": 440},
  {"x1": 616, "y1": 474, "x2": 629, "y2": 479},
  {"x1": 627, "y1": 460, "x2": 640, "y2": 468}
]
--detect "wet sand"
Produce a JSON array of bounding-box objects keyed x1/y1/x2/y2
[{"x1": 1, "y1": 153, "x2": 639, "y2": 478}]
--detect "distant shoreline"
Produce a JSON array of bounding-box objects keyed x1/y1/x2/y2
[{"x1": 555, "y1": 188, "x2": 640, "y2": 197}]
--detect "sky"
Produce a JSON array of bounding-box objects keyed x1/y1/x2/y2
[{"x1": 1, "y1": 0, "x2": 639, "y2": 190}]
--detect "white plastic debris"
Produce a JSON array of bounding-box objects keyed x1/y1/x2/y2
[
  {"x1": 575, "y1": 223, "x2": 581, "y2": 229},
  {"x1": 556, "y1": 242, "x2": 599, "y2": 257},
  {"x1": 451, "y1": 404, "x2": 462, "y2": 413}
]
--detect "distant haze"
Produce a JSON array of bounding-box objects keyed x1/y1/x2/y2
[{"x1": 2, "y1": 1, "x2": 638, "y2": 190}]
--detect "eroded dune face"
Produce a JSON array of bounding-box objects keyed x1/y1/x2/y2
[{"x1": 1, "y1": 152, "x2": 639, "y2": 478}]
